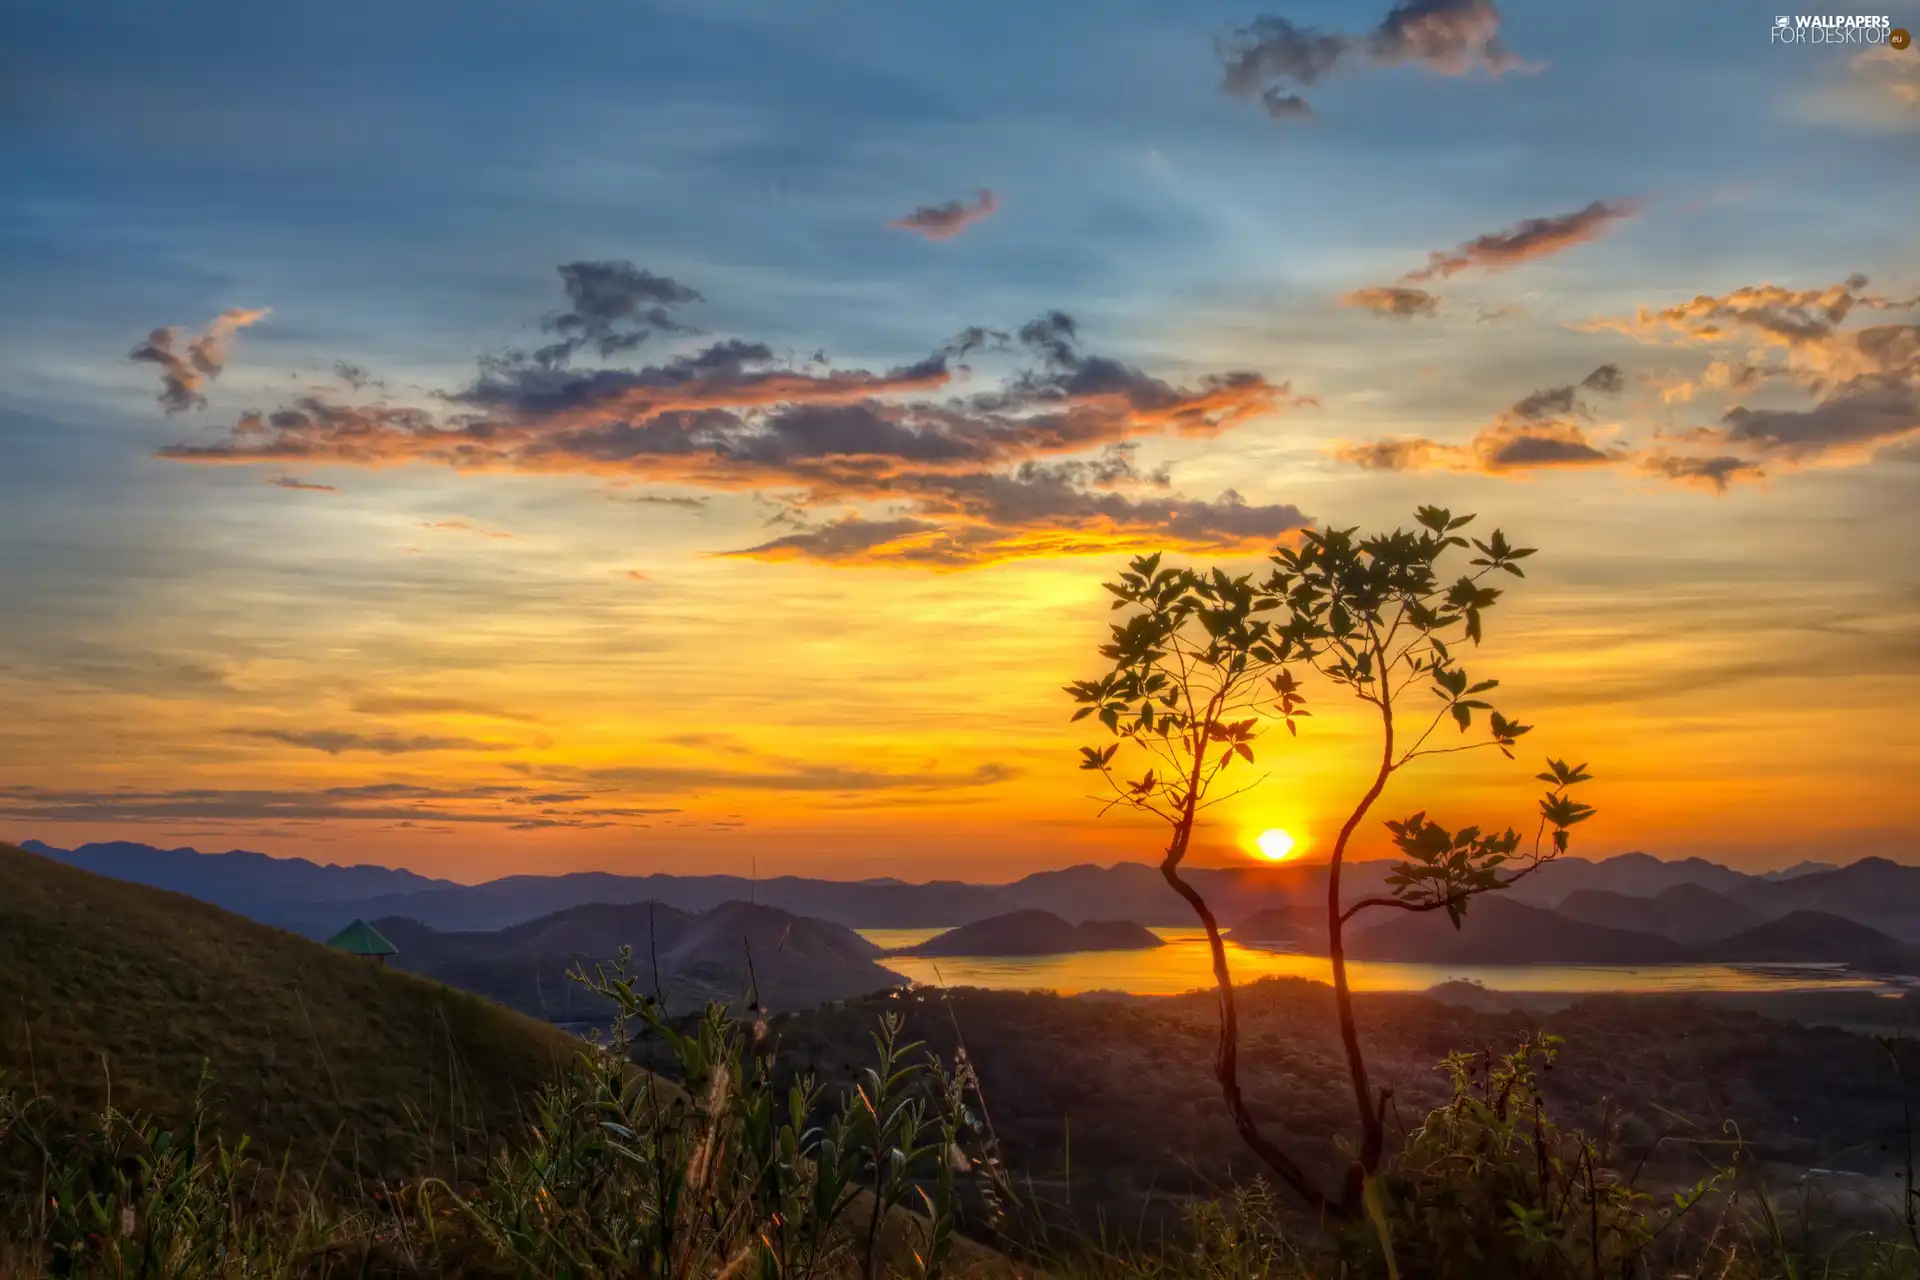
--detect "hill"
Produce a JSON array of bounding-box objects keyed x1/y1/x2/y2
[
  {"x1": 0, "y1": 842, "x2": 575, "y2": 1187},
  {"x1": 1702, "y1": 910, "x2": 1920, "y2": 969},
  {"x1": 1555, "y1": 882, "x2": 1765, "y2": 945},
  {"x1": 1226, "y1": 905, "x2": 1327, "y2": 952},
  {"x1": 1731, "y1": 858, "x2": 1920, "y2": 938},
  {"x1": 898, "y1": 910, "x2": 1163, "y2": 957},
  {"x1": 380, "y1": 898, "x2": 907, "y2": 1018},
  {"x1": 1345, "y1": 895, "x2": 1691, "y2": 965}
]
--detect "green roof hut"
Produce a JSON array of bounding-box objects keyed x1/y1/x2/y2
[{"x1": 326, "y1": 919, "x2": 398, "y2": 964}]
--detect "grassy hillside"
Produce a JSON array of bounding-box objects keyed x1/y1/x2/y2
[
  {"x1": 378, "y1": 898, "x2": 907, "y2": 1020},
  {"x1": 0, "y1": 841, "x2": 576, "y2": 1187}
]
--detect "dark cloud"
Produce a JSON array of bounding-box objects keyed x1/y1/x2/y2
[
  {"x1": 1334, "y1": 363, "x2": 1623, "y2": 475},
  {"x1": 229, "y1": 728, "x2": 514, "y2": 754},
  {"x1": 1504, "y1": 365, "x2": 1622, "y2": 421},
  {"x1": 1220, "y1": 0, "x2": 1531, "y2": 122},
  {"x1": 889, "y1": 189, "x2": 999, "y2": 240},
  {"x1": 1581, "y1": 362, "x2": 1626, "y2": 393},
  {"x1": 727, "y1": 466, "x2": 1311, "y2": 567},
  {"x1": 1510, "y1": 384, "x2": 1578, "y2": 421},
  {"x1": 1341, "y1": 286, "x2": 1441, "y2": 318},
  {"x1": 130, "y1": 308, "x2": 269, "y2": 413},
  {"x1": 535, "y1": 261, "x2": 703, "y2": 364},
  {"x1": 158, "y1": 266, "x2": 1310, "y2": 567},
  {"x1": 1477, "y1": 424, "x2": 1612, "y2": 469},
  {"x1": 937, "y1": 325, "x2": 1012, "y2": 363},
  {"x1": 1721, "y1": 375, "x2": 1919, "y2": 460},
  {"x1": 1367, "y1": 0, "x2": 1527, "y2": 73},
  {"x1": 731, "y1": 517, "x2": 944, "y2": 563},
  {"x1": 268, "y1": 475, "x2": 337, "y2": 492},
  {"x1": 1406, "y1": 201, "x2": 1638, "y2": 280},
  {"x1": 1329, "y1": 437, "x2": 1441, "y2": 472},
  {"x1": 1640, "y1": 452, "x2": 1766, "y2": 493}
]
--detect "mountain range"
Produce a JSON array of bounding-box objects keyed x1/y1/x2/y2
[
  {"x1": 18, "y1": 837, "x2": 1920, "y2": 947},
  {"x1": 1228, "y1": 894, "x2": 1920, "y2": 971}
]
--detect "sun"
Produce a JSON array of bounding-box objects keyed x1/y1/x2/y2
[{"x1": 1254, "y1": 828, "x2": 1297, "y2": 862}]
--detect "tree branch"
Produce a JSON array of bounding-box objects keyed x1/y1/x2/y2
[{"x1": 1338, "y1": 859, "x2": 1551, "y2": 926}]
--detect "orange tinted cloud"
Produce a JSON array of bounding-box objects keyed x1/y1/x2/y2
[
  {"x1": 1341, "y1": 285, "x2": 1440, "y2": 318},
  {"x1": 889, "y1": 189, "x2": 1000, "y2": 240},
  {"x1": 1332, "y1": 363, "x2": 1625, "y2": 475},
  {"x1": 156, "y1": 265, "x2": 1312, "y2": 567},
  {"x1": 129, "y1": 307, "x2": 270, "y2": 413},
  {"x1": 1219, "y1": 0, "x2": 1535, "y2": 121},
  {"x1": 1587, "y1": 275, "x2": 1920, "y2": 468},
  {"x1": 1405, "y1": 200, "x2": 1638, "y2": 281}
]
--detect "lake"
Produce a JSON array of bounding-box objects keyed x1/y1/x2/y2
[{"x1": 856, "y1": 927, "x2": 1907, "y2": 998}]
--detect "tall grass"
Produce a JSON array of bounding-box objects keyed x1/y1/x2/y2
[
  {"x1": 8, "y1": 956, "x2": 1920, "y2": 1279},
  {"x1": 0, "y1": 948, "x2": 1015, "y2": 1279}
]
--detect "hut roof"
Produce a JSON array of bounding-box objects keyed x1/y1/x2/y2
[{"x1": 326, "y1": 918, "x2": 398, "y2": 957}]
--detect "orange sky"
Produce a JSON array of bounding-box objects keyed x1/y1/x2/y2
[{"x1": 2, "y1": 2, "x2": 1917, "y2": 882}]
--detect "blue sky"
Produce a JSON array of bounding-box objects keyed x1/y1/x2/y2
[{"x1": 1, "y1": 0, "x2": 1916, "y2": 879}]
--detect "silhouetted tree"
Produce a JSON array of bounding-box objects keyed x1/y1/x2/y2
[{"x1": 1067, "y1": 506, "x2": 1595, "y2": 1217}]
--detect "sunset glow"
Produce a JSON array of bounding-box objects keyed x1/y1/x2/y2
[{"x1": 1255, "y1": 830, "x2": 1299, "y2": 863}]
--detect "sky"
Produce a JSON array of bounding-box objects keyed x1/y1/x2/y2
[{"x1": 2, "y1": 0, "x2": 1917, "y2": 883}]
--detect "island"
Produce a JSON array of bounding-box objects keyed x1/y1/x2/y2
[{"x1": 895, "y1": 909, "x2": 1163, "y2": 957}]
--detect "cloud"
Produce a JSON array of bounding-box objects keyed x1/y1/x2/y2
[
  {"x1": 1342, "y1": 286, "x2": 1440, "y2": 318},
  {"x1": 229, "y1": 728, "x2": 515, "y2": 754},
  {"x1": 1332, "y1": 362, "x2": 1626, "y2": 475},
  {"x1": 129, "y1": 308, "x2": 269, "y2": 413},
  {"x1": 889, "y1": 189, "x2": 999, "y2": 240},
  {"x1": 1581, "y1": 276, "x2": 1917, "y2": 375},
  {"x1": 1406, "y1": 201, "x2": 1638, "y2": 280},
  {"x1": 1797, "y1": 47, "x2": 1920, "y2": 133},
  {"x1": 566, "y1": 760, "x2": 1018, "y2": 794},
  {"x1": 534, "y1": 261, "x2": 703, "y2": 364},
  {"x1": 724, "y1": 451, "x2": 1310, "y2": 566},
  {"x1": 1586, "y1": 275, "x2": 1920, "y2": 469},
  {"x1": 1719, "y1": 376, "x2": 1920, "y2": 462},
  {"x1": 157, "y1": 263, "x2": 1313, "y2": 567},
  {"x1": 268, "y1": 475, "x2": 337, "y2": 493},
  {"x1": 421, "y1": 519, "x2": 513, "y2": 539},
  {"x1": 1220, "y1": 0, "x2": 1534, "y2": 121},
  {"x1": 349, "y1": 695, "x2": 538, "y2": 722},
  {"x1": 1640, "y1": 452, "x2": 1766, "y2": 493},
  {"x1": 0, "y1": 782, "x2": 673, "y2": 828},
  {"x1": 1580, "y1": 362, "x2": 1625, "y2": 394}
]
